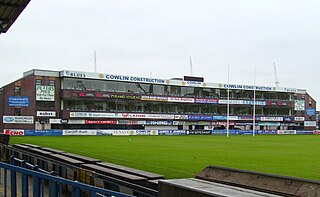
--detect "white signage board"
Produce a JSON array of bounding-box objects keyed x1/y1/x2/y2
[
  {"x1": 62, "y1": 130, "x2": 97, "y2": 136},
  {"x1": 304, "y1": 121, "x2": 316, "y2": 127},
  {"x1": 3, "y1": 116, "x2": 34, "y2": 124},
  {"x1": 294, "y1": 117, "x2": 305, "y2": 121},
  {"x1": 294, "y1": 100, "x2": 305, "y2": 111},
  {"x1": 260, "y1": 117, "x2": 283, "y2": 121},
  {"x1": 37, "y1": 111, "x2": 56, "y2": 117},
  {"x1": 36, "y1": 85, "x2": 55, "y2": 101}
]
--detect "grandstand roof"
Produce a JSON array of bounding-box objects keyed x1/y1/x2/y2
[{"x1": 0, "y1": 0, "x2": 30, "y2": 34}]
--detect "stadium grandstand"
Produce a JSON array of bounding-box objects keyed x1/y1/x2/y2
[{"x1": 0, "y1": 69, "x2": 317, "y2": 135}]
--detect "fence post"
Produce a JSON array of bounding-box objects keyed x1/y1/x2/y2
[
  {"x1": 10, "y1": 156, "x2": 17, "y2": 197},
  {"x1": 22, "y1": 160, "x2": 29, "y2": 197},
  {"x1": 49, "y1": 179, "x2": 57, "y2": 197},
  {"x1": 33, "y1": 165, "x2": 41, "y2": 197}
]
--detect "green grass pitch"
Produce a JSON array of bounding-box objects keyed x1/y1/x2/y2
[{"x1": 9, "y1": 135, "x2": 320, "y2": 180}]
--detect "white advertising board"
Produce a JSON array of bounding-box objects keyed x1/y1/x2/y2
[
  {"x1": 36, "y1": 85, "x2": 55, "y2": 101},
  {"x1": 62, "y1": 130, "x2": 97, "y2": 136},
  {"x1": 37, "y1": 111, "x2": 56, "y2": 117},
  {"x1": 3, "y1": 116, "x2": 34, "y2": 124},
  {"x1": 304, "y1": 121, "x2": 316, "y2": 127},
  {"x1": 260, "y1": 117, "x2": 283, "y2": 121},
  {"x1": 294, "y1": 100, "x2": 305, "y2": 111},
  {"x1": 294, "y1": 117, "x2": 305, "y2": 121}
]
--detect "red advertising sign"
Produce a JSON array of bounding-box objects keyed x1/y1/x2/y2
[
  {"x1": 84, "y1": 120, "x2": 117, "y2": 124},
  {"x1": 4, "y1": 129, "x2": 24, "y2": 136}
]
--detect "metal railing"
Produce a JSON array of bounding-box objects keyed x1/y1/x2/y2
[{"x1": 0, "y1": 161, "x2": 134, "y2": 197}]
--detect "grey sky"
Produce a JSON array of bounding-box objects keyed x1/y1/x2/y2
[{"x1": 1, "y1": 0, "x2": 319, "y2": 108}]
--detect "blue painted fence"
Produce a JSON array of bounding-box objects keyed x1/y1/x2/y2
[{"x1": 0, "y1": 161, "x2": 133, "y2": 197}]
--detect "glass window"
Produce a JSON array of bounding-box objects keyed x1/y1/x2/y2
[
  {"x1": 49, "y1": 80, "x2": 55, "y2": 86},
  {"x1": 14, "y1": 86, "x2": 21, "y2": 95},
  {"x1": 36, "y1": 79, "x2": 42, "y2": 85},
  {"x1": 36, "y1": 101, "x2": 55, "y2": 110},
  {"x1": 14, "y1": 108, "x2": 21, "y2": 116}
]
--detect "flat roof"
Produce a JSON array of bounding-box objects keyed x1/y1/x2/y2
[{"x1": 0, "y1": 0, "x2": 31, "y2": 34}]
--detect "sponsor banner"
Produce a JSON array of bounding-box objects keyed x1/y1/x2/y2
[
  {"x1": 158, "y1": 130, "x2": 187, "y2": 135},
  {"x1": 118, "y1": 120, "x2": 146, "y2": 125},
  {"x1": 145, "y1": 120, "x2": 173, "y2": 125},
  {"x1": 174, "y1": 115, "x2": 189, "y2": 120},
  {"x1": 37, "y1": 111, "x2": 56, "y2": 117},
  {"x1": 266, "y1": 101, "x2": 278, "y2": 106},
  {"x1": 283, "y1": 117, "x2": 293, "y2": 121},
  {"x1": 243, "y1": 100, "x2": 266, "y2": 106},
  {"x1": 220, "y1": 84, "x2": 273, "y2": 91},
  {"x1": 121, "y1": 113, "x2": 175, "y2": 119},
  {"x1": 211, "y1": 130, "x2": 277, "y2": 135},
  {"x1": 3, "y1": 129, "x2": 25, "y2": 136},
  {"x1": 8, "y1": 96, "x2": 29, "y2": 107},
  {"x1": 182, "y1": 81, "x2": 204, "y2": 87},
  {"x1": 277, "y1": 101, "x2": 290, "y2": 106},
  {"x1": 188, "y1": 115, "x2": 213, "y2": 121},
  {"x1": 304, "y1": 121, "x2": 316, "y2": 127},
  {"x1": 168, "y1": 97, "x2": 194, "y2": 103},
  {"x1": 3, "y1": 116, "x2": 34, "y2": 124},
  {"x1": 112, "y1": 130, "x2": 135, "y2": 136},
  {"x1": 258, "y1": 130, "x2": 277, "y2": 134},
  {"x1": 306, "y1": 108, "x2": 316, "y2": 116},
  {"x1": 211, "y1": 130, "x2": 237, "y2": 135},
  {"x1": 96, "y1": 130, "x2": 113, "y2": 136},
  {"x1": 211, "y1": 122, "x2": 235, "y2": 126},
  {"x1": 258, "y1": 122, "x2": 280, "y2": 126},
  {"x1": 136, "y1": 130, "x2": 158, "y2": 135},
  {"x1": 24, "y1": 130, "x2": 62, "y2": 136},
  {"x1": 79, "y1": 92, "x2": 95, "y2": 97},
  {"x1": 141, "y1": 95, "x2": 168, "y2": 102},
  {"x1": 63, "y1": 130, "x2": 97, "y2": 136},
  {"x1": 228, "y1": 116, "x2": 239, "y2": 120},
  {"x1": 187, "y1": 130, "x2": 211, "y2": 135},
  {"x1": 36, "y1": 85, "x2": 55, "y2": 101},
  {"x1": 70, "y1": 112, "x2": 120, "y2": 118},
  {"x1": 277, "y1": 130, "x2": 296, "y2": 135},
  {"x1": 314, "y1": 130, "x2": 320, "y2": 135},
  {"x1": 296, "y1": 130, "x2": 314, "y2": 135},
  {"x1": 236, "y1": 122, "x2": 254, "y2": 126},
  {"x1": 212, "y1": 116, "x2": 226, "y2": 120},
  {"x1": 195, "y1": 98, "x2": 218, "y2": 104},
  {"x1": 49, "y1": 119, "x2": 85, "y2": 124},
  {"x1": 219, "y1": 100, "x2": 243, "y2": 105},
  {"x1": 110, "y1": 94, "x2": 141, "y2": 100},
  {"x1": 260, "y1": 117, "x2": 283, "y2": 121},
  {"x1": 85, "y1": 120, "x2": 117, "y2": 124},
  {"x1": 294, "y1": 100, "x2": 305, "y2": 111},
  {"x1": 294, "y1": 117, "x2": 304, "y2": 121},
  {"x1": 62, "y1": 70, "x2": 168, "y2": 85},
  {"x1": 238, "y1": 116, "x2": 253, "y2": 120},
  {"x1": 187, "y1": 121, "x2": 211, "y2": 126}
]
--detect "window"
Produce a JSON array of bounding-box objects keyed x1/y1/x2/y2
[
  {"x1": 14, "y1": 108, "x2": 21, "y2": 116},
  {"x1": 14, "y1": 86, "x2": 21, "y2": 95},
  {"x1": 36, "y1": 79, "x2": 42, "y2": 85},
  {"x1": 49, "y1": 80, "x2": 55, "y2": 86},
  {"x1": 36, "y1": 101, "x2": 55, "y2": 110}
]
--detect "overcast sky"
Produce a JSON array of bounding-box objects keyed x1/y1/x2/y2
[{"x1": 1, "y1": 0, "x2": 319, "y2": 108}]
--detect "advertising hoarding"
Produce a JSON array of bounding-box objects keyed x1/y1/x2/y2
[
  {"x1": 294, "y1": 100, "x2": 305, "y2": 110},
  {"x1": 304, "y1": 121, "x2": 316, "y2": 127},
  {"x1": 3, "y1": 129, "x2": 25, "y2": 136},
  {"x1": 3, "y1": 116, "x2": 34, "y2": 124},
  {"x1": 8, "y1": 96, "x2": 29, "y2": 107},
  {"x1": 37, "y1": 111, "x2": 56, "y2": 117},
  {"x1": 36, "y1": 85, "x2": 55, "y2": 101}
]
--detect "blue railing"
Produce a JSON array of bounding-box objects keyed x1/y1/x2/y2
[{"x1": 0, "y1": 162, "x2": 134, "y2": 197}]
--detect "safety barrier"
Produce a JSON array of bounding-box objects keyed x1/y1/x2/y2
[{"x1": 0, "y1": 159, "x2": 134, "y2": 197}]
